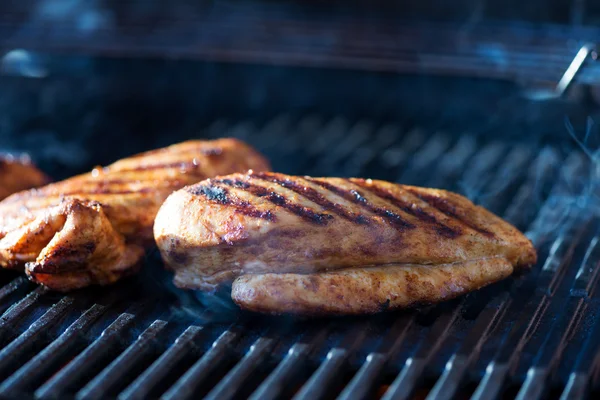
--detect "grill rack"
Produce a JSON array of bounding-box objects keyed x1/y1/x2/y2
[{"x1": 0, "y1": 116, "x2": 598, "y2": 399}]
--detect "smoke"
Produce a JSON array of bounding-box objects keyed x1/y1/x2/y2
[
  {"x1": 138, "y1": 249, "x2": 242, "y2": 325},
  {"x1": 527, "y1": 116, "x2": 599, "y2": 245}
]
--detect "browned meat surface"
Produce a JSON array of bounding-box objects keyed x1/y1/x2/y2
[
  {"x1": 0, "y1": 139, "x2": 270, "y2": 291},
  {"x1": 154, "y1": 171, "x2": 537, "y2": 315},
  {"x1": 0, "y1": 155, "x2": 49, "y2": 200},
  {"x1": 232, "y1": 258, "x2": 513, "y2": 315}
]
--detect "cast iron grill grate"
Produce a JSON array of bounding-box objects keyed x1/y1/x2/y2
[{"x1": 0, "y1": 115, "x2": 597, "y2": 400}]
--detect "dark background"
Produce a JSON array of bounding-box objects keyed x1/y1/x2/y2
[{"x1": 0, "y1": 0, "x2": 598, "y2": 178}]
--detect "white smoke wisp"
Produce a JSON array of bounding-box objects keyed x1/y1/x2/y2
[{"x1": 527, "y1": 116, "x2": 600, "y2": 245}]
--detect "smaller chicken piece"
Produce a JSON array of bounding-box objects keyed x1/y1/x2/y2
[
  {"x1": 0, "y1": 139, "x2": 270, "y2": 291},
  {"x1": 0, "y1": 154, "x2": 49, "y2": 200}
]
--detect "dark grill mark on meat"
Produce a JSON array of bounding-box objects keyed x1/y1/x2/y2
[
  {"x1": 221, "y1": 178, "x2": 250, "y2": 189},
  {"x1": 189, "y1": 182, "x2": 275, "y2": 221},
  {"x1": 404, "y1": 189, "x2": 494, "y2": 237},
  {"x1": 188, "y1": 184, "x2": 229, "y2": 204},
  {"x1": 306, "y1": 178, "x2": 415, "y2": 230},
  {"x1": 169, "y1": 250, "x2": 189, "y2": 264},
  {"x1": 83, "y1": 242, "x2": 97, "y2": 254},
  {"x1": 350, "y1": 190, "x2": 368, "y2": 203},
  {"x1": 219, "y1": 178, "x2": 334, "y2": 225},
  {"x1": 253, "y1": 173, "x2": 370, "y2": 225},
  {"x1": 351, "y1": 179, "x2": 461, "y2": 239}
]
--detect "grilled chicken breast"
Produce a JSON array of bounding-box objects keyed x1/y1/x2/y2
[
  {"x1": 0, "y1": 139, "x2": 270, "y2": 291},
  {"x1": 0, "y1": 154, "x2": 49, "y2": 200},
  {"x1": 155, "y1": 171, "x2": 536, "y2": 315}
]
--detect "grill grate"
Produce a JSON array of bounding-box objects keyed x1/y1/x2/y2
[{"x1": 0, "y1": 116, "x2": 598, "y2": 399}]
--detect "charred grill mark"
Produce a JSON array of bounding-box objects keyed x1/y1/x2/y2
[
  {"x1": 351, "y1": 180, "x2": 462, "y2": 239},
  {"x1": 220, "y1": 178, "x2": 249, "y2": 189},
  {"x1": 188, "y1": 184, "x2": 229, "y2": 204},
  {"x1": 305, "y1": 178, "x2": 415, "y2": 230},
  {"x1": 218, "y1": 177, "x2": 334, "y2": 225},
  {"x1": 404, "y1": 188, "x2": 494, "y2": 237},
  {"x1": 188, "y1": 182, "x2": 275, "y2": 221},
  {"x1": 252, "y1": 173, "x2": 369, "y2": 224}
]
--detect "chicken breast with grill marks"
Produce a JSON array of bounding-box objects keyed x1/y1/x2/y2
[
  {"x1": 0, "y1": 139, "x2": 270, "y2": 291},
  {"x1": 0, "y1": 154, "x2": 49, "y2": 200},
  {"x1": 154, "y1": 171, "x2": 537, "y2": 315}
]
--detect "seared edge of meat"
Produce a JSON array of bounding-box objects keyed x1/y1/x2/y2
[
  {"x1": 12, "y1": 199, "x2": 145, "y2": 291},
  {"x1": 231, "y1": 257, "x2": 513, "y2": 315}
]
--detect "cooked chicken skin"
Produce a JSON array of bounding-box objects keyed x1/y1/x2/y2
[
  {"x1": 0, "y1": 154, "x2": 49, "y2": 200},
  {"x1": 154, "y1": 171, "x2": 537, "y2": 315},
  {"x1": 0, "y1": 139, "x2": 270, "y2": 291},
  {"x1": 233, "y1": 257, "x2": 513, "y2": 315}
]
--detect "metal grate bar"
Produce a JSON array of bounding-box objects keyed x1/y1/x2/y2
[
  {"x1": 306, "y1": 118, "x2": 351, "y2": 158},
  {"x1": 479, "y1": 146, "x2": 532, "y2": 216},
  {"x1": 294, "y1": 323, "x2": 370, "y2": 400},
  {"x1": 560, "y1": 312, "x2": 600, "y2": 400},
  {"x1": 314, "y1": 121, "x2": 372, "y2": 175},
  {"x1": 471, "y1": 235, "x2": 576, "y2": 400},
  {"x1": 426, "y1": 294, "x2": 511, "y2": 400},
  {"x1": 337, "y1": 315, "x2": 414, "y2": 400},
  {"x1": 0, "y1": 286, "x2": 48, "y2": 344},
  {"x1": 76, "y1": 319, "x2": 169, "y2": 400},
  {"x1": 0, "y1": 296, "x2": 74, "y2": 381},
  {"x1": 161, "y1": 329, "x2": 240, "y2": 400},
  {"x1": 205, "y1": 335, "x2": 278, "y2": 400},
  {"x1": 397, "y1": 132, "x2": 453, "y2": 186},
  {"x1": 503, "y1": 147, "x2": 562, "y2": 230},
  {"x1": 0, "y1": 303, "x2": 106, "y2": 396},
  {"x1": 118, "y1": 326, "x2": 204, "y2": 400},
  {"x1": 516, "y1": 231, "x2": 599, "y2": 400},
  {"x1": 556, "y1": 237, "x2": 600, "y2": 399},
  {"x1": 459, "y1": 142, "x2": 508, "y2": 202},
  {"x1": 35, "y1": 313, "x2": 136, "y2": 399},
  {"x1": 424, "y1": 135, "x2": 478, "y2": 190},
  {"x1": 382, "y1": 305, "x2": 462, "y2": 400},
  {"x1": 250, "y1": 326, "x2": 332, "y2": 400},
  {"x1": 377, "y1": 128, "x2": 427, "y2": 175},
  {"x1": 0, "y1": 276, "x2": 30, "y2": 305},
  {"x1": 571, "y1": 237, "x2": 600, "y2": 297}
]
